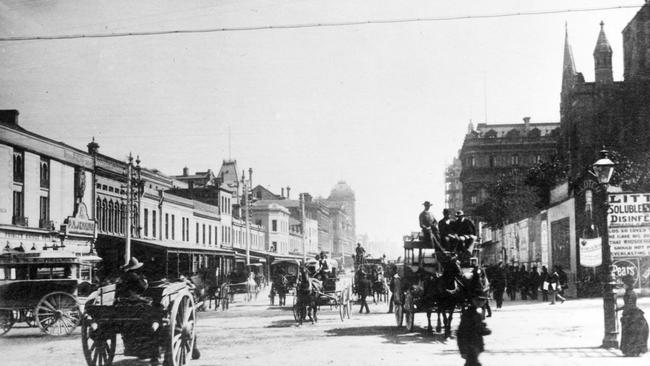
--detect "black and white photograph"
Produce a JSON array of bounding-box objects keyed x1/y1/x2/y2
[{"x1": 1, "y1": 1, "x2": 650, "y2": 365}]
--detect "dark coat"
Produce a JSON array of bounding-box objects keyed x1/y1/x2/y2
[
  {"x1": 453, "y1": 218, "x2": 476, "y2": 236},
  {"x1": 117, "y1": 271, "x2": 148, "y2": 298},
  {"x1": 358, "y1": 278, "x2": 372, "y2": 297},
  {"x1": 457, "y1": 306, "x2": 490, "y2": 359}
]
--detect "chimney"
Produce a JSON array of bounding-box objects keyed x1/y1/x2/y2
[
  {"x1": 0, "y1": 110, "x2": 19, "y2": 126},
  {"x1": 523, "y1": 116, "x2": 531, "y2": 130},
  {"x1": 183, "y1": 167, "x2": 189, "y2": 176},
  {"x1": 302, "y1": 193, "x2": 312, "y2": 203},
  {"x1": 281, "y1": 187, "x2": 285, "y2": 198},
  {"x1": 87, "y1": 137, "x2": 100, "y2": 155},
  {"x1": 286, "y1": 186, "x2": 291, "y2": 200}
]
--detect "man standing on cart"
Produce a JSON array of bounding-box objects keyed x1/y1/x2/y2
[{"x1": 452, "y1": 210, "x2": 477, "y2": 264}]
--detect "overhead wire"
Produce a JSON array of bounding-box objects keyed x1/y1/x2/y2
[{"x1": 0, "y1": 4, "x2": 641, "y2": 42}]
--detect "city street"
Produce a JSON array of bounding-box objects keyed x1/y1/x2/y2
[{"x1": 1, "y1": 286, "x2": 649, "y2": 366}]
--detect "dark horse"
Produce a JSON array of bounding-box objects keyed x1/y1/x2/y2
[{"x1": 295, "y1": 266, "x2": 323, "y2": 325}]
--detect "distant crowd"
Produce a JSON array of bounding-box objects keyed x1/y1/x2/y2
[{"x1": 483, "y1": 262, "x2": 568, "y2": 307}]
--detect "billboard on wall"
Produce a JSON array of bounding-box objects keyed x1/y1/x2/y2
[
  {"x1": 518, "y1": 219, "x2": 529, "y2": 263},
  {"x1": 607, "y1": 192, "x2": 650, "y2": 287}
]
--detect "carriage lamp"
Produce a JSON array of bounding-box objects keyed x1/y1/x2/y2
[{"x1": 592, "y1": 149, "x2": 615, "y2": 185}]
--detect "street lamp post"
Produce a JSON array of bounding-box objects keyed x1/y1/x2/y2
[{"x1": 592, "y1": 149, "x2": 618, "y2": 349}]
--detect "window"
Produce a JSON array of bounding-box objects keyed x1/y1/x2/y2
[
  {"x1": 215, "y1": 227, "x2": 218, "y2": 246},
  {"x1": 536, "y1": 154, "x2": 542, "y2": 163},
  {"x1": 39, "y1": 196, "x2": 49, "y2": 228},
  {"x1": 96, "y1": 198, "x2": 101, "y2": 228},
  {"x1": 202, "y1": 224, "x2": 206, "y2": 244},
  {"x1": 165, "y1": 213, "x2": 169, "y2": 239},
  {"x1": 144, "y1": 209, "x2": 149, "y2": 237},
  {"x1": 171, "y1": 215, "x2": 175, "y2": 240},
  {"x1": 196, "y1": 223, "x2": 199, "y2": 244},
  {"x1": 13, "y1": 151, "x2": 24, "y2": 183},
  {"x1": 152, "y1": 211, "x2": 157, "y2": 238},
  {"x1": 471, "y1": 195, "x2": 478, "y2": 204},
  {"x1": 272, "y1": 220, "x2": 278, "y2": 232},
  {"x1": 185, "y1": 218, "x2": 189, "y2": 242},
  {"x1": 108, "y1": 202, "x2": 114, "y2": 232},
  {"x1": 120, "y1": 204, "x2": 126, "y2": 234},
  {"x1": 101, "y1": 199, "x2": 107, "y2": 231},
  {"x1": 40, "y1": 159, "x2": 49, "y2": 188},
  {"x1": 209, "y1": 226, "x2": 212, "y2": 245},
  {"x1": 470, "y1": 156, "x2": 476, "y2": 167},
  {"x1": 489, "y1": 155, "x2": 495, "y2": 168},
  {"x1": 511, "y1": 154, "x2": 519, "y2": 165}
]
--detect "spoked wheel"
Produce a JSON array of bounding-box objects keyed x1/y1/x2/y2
[
  {"x1": 404, "y1": 291, "x2": 415, "y2": 332},
  {"x1": 167, "y1": 292, "x2": 196, "y2": 366},
  {"x1": 81, "y1": 315, "x2": 116, "y2": 366},
  {"x1": 0, "y1": 310, "x2": 15, "y2": 336},
  {"x1": 35, "y1": 292, "x2": 81, "y2": 336}
]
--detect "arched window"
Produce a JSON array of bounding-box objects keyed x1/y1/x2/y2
[
  {"x1": 505, "y1": 129, "x2": 521, "y2": 139},
  {"x1": 511, "y1": 154, "x2": 520, "y2": 165},
  {"x1": 40, "y1": 159, "x2": 49, "y2": 188},
  {"x1": 489, "y1": 155, "x2": 495, "y2": 167},
  {"x1": 484, "y1": 129, "x2": 498, "y2": 138},
  {"x1": 13, "y1": 152, "x2": 24, "y2": 182},
  {"x1": 96, "y1": 198, "x2": 102, "y2": 228},
  {"x1": 108, "y1": 201, "x2": 114, "y2": 232},
  {"x1": 527, "y1": 128, "x2": 541, "y2": 138},
  {"x1": 101, "y1": 199, "x2": 108, "y2": 231},
  {"x1": 115, "y1": 203, "x2": 121, "y2": 234},
  {"x1": 120, "y1": 204, "x2": 126, "y2": 234}
]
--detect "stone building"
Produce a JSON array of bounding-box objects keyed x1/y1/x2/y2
[
  {"x1": 560, "y1": 5, "x2": 650, "y2": 180},
  {"x1": 459, "y1": 119, "x2": 560, "y2": 216},
  {"x1": 444, "y1": 154, "x2": 463, "y2": 212}
]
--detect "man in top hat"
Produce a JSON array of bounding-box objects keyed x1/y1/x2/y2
[
  {"x1": 117, "y1": 257, "x2": 148, "y2": 299},
  {"x1": 419, "y1": 201, "x2": 439, "y2": 249}
]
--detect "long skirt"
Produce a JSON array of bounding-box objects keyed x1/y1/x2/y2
[{"x1": 620, "y1": 308, "x2": 649, "y2": 356}]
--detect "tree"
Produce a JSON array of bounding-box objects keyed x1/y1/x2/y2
[
  {"x1": 525, "y1": 156, "x2": 568, "y2": 209},
  {"x1": 474, "y1": 168, "x2": 538, "y2": 228}
]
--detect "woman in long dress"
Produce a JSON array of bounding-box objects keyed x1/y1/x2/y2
[{"x1": 617, "y1": 275, "x2": 649, "y2": 357}]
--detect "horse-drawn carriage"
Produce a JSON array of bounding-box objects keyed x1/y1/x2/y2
[
  {"x1": 269, "y1": 259, "x2": 300, "y2": 306},
  {"x1": 0, "y1": 250, "x2": 100, "y2": 336},
  {"x1": 81, "y1": 279, "x2": 197, "y2": 366},
  {"x1": 353, "y1": 257, "x2": 390, "y2": 303},
  {"x1": 292, "y1": 258, "x2": 352, "y2": 324},
  {"x1": 393, "y1": 232, "x2": 483, "y2": 336}
]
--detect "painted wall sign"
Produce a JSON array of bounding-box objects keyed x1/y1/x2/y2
[{"x1": 608, "y1": 193, "x2": 650, "y2": 259}]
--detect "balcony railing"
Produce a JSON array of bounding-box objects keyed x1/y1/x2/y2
[{"x1": 12, "y1": 216, "x2": 28, "y2": 226}]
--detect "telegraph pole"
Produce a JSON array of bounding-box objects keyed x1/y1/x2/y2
[
  {"x1": 242, "y1": 170, "x2": 250, "y2": 266},
  {"x1": 300, "y1": 193, "x2": 307, "y2": 262}
]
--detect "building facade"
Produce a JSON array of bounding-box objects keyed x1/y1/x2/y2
[
  {"x1": 459, "y1": 118, "x2": 560, "y2": 216},
  {"x1": 444, "y1": 154, "x2": 463, "y2": 212}
]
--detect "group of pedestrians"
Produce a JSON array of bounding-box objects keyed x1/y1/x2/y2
[{"x1": 484, "y1": 262, "x2": 568, "y2": 307}]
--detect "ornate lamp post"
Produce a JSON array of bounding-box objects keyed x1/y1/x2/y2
[{"x1": 592, "y1": 149, "x2": 618, "y2": 348}]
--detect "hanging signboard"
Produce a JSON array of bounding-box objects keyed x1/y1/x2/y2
[
  {"x1": 579, "y1": 237, "x2": 602, "y2": 267},
  {"x1": 607, "y1": 193, "x2": 650, "y2": 258}
]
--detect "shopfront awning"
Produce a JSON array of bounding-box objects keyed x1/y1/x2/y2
[
  {"x1": 234, "y1": 251, "x2": 267, "y2": 263},
  {"x1": 131, "y1": 237, "x2": 236, "y2": 257}
]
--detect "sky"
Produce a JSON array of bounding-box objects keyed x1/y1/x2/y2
[{"x1": 0, "y1": 0, "x2": 644, "y2": 258}]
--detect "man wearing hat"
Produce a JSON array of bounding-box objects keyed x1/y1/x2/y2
[
  {"x1": 117, "y1": 257, "x2": 149, "y2": 299},
  {"x1": 438, "y1": 208, "x2": 456, "y2": 252},
  {"x1": 419, "y1": 201, "x2": 438, "y2": 248},
  {"x1": 452, "y1": 210, "x2": 477, "y2": 258}
]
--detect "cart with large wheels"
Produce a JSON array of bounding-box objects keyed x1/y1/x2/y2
[
  {"x1": 81, "y1": 280, "x2": 197, "y2": 366},
  {"x1": 0, "y1": 251, "x2": 100, "y2": 336}
]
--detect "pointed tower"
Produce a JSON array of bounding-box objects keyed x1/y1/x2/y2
[
  {"x1": 561, "y1": 23, "x2": 578, "y2": 96},
  {"x1": 594, "y1": 21, "x2": 613, "y2": 83}
]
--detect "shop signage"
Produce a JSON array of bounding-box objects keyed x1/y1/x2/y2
[
  {"x1": 607, "y1": 193, "x2": 650, "y2": 258},
  {"x1": 63, "y1": 202, "x2": 96, "y2": 237},
  {"x1": 612, "y1": 258, "x2": 639, "y2": 287},
  {"x1": 579, "y1": 237, "x2": 602, "y2": 267}
]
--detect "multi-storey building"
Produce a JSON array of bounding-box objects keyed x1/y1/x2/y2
[
  {"x1": 459, "y1": 118, "x2": 560, "y2": 216},
  {"x1": 444, "y1": 154, "x2": 463, "y2": 212}
]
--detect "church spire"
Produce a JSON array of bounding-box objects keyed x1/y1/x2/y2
[
  {"x1": 594, "y1": 21, "x2": 613, "y2": 83},
  {"x1": 562, "y1": 22, "x2": 578, "y2": 94}
]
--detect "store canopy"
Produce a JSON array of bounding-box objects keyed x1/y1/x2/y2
[
  {"x1": 271, "y1": 258, "x2": 301, "y2": 266},
  {"x1": 131, "y1": 238, "x2": 236, "y2": 256}
]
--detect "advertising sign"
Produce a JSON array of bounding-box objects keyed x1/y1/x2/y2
[
  {"x1": 613, "y1": 258, "x2": 640, "y2": 287},
  {"x1": 608, "y1": 193, "x2": 650, "y2": 258},
  {"x1": 579, "y1": 237, "x2": 602, "y2": 267}
]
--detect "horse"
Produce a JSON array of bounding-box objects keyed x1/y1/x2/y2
[
  {"x1": 372, "y1": 269, "x2": 390, "y2": 304},
  {"x1": 295, "y1": 266, "x2": 323, "y2": 325}
]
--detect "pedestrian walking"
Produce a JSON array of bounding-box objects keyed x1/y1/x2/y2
[
  {"x1": 519, "y1": 264, "x2": 529, "y2": 300},
  {"x1": 540, "y1": 266, "x2": 549, "y2": 302},
  {"x1": 491, "y1": 262, "x2": 506, "y2": 309},
  {"x1": 457, "y1": 295, "x2": 491, "y2": 366},
  {"x1": 548, "y1": 267, "x2": 565, "y2": 305},
  {"x1": 357, "y1": 274, "x2": 372, "y2": 314},
  {"x1": 529, "y1": 266, "x2": 540, "y2": 300},
  {"x1": 617, "y1": 275, "x2": 649, "y2": 357},
  {"x1": 479, "y1": 266, "x2": 492, "y2": 318}
]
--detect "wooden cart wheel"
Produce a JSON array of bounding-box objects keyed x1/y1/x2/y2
[
  {"x1": 404, "y1": 291, "x2": 415, "y2": 332},
  {"x1": 0, "y1": 310, "x2": 15, "y2": 336},
  {"x1": 292, "y1": 295, "x2": 299, "y2": 321},
  {"x1": 81, "y1": 315, "x2": 116, "y2": 366},
  {"x1": 168, "y1": 292, "x2": 196, "y2": 366},
  {"x1": 35, "y1": 291, "x2": 81, "y2": 336}
]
